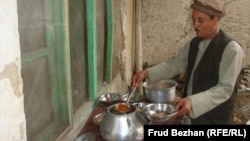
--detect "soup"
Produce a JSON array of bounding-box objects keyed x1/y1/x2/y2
[{"x1": 115, "y1": 103, "x2": 130, "y2": 113}]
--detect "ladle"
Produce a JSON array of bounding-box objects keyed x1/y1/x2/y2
[
  {"x1": 126, "y1": 87, "x2": 137, "y2": 104},
  {"x1": 114, "y1": 87, "x2": 137, "y2": 113}
]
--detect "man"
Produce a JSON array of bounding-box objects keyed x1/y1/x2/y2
[{"x1": 132, "y1": 0, "x2": 245, "y2": 124}]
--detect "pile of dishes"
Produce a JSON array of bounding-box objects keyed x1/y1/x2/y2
[
  {"x1": 98, "y1": 93, "x2": 121, "y2": 104},
  {"x1": 132, "y1": 102, "x2": 148, "y2": 112},
  {"x1": 120, "y1": 93, "x2": 143, "y2": 103},
  {"x1": 94, "y1": 89, "x2": 178, "y2": 141},
  {"x1": 98, "y1": 92, "x2": 143, "y2": 104}
]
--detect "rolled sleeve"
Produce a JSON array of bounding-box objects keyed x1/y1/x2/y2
[{"x1": 147, "y1": 43, "x2": 190, "y2": 84}]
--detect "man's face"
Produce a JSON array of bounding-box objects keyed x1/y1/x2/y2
[{"x1": 192, "y1": 10, "x2": 219, "y2": 39}]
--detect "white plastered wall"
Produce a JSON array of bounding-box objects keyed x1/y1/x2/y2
[{"x1": 0, "y1": 0, "x2": 27, "y2": 140}]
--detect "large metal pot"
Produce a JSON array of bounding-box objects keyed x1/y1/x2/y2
[
  {"x1": 99, "y1": 103, "x2": 148, "y2": 141},
  {"x1": 143, "y1": 79, "x2": 177, "y2": 103}
]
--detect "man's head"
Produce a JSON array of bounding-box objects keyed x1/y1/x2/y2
[
  {"x1": 191, "y1": 0, "x2": 226, "y2": 18},
  {"x1": 191, "y1": 0, "x2": 226, "y2": 39}
]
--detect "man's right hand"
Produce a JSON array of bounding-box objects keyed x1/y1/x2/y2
[{"x1": 132, "y1": 70, "x2": 149, "y2": 87}]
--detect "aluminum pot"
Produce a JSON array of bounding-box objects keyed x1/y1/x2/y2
[
  {"x1": 99, "y1": 103, "x2": 148, "y2": 141},
  {"x1": 143, "y1": 79, "x2": 177, "y2": 103}
]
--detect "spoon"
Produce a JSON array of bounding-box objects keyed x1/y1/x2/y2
[{"x1": 126, "y1": 87, "x2": 137, "y2": 104}]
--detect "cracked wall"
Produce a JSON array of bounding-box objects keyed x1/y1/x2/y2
[
  {"x1": 141, "y1": 0, "x2": 250, "y2": 67},
  {"x1": 0, "y1": 0, "x2": 27, "y2": 140}
]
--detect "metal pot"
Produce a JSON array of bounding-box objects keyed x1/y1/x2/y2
[
  {"x1": 143, "y1": 79, "x2": 177, "y2": 103},
  {"x1": 99, "y1": 103, "x2": 148, "y2": 141}
]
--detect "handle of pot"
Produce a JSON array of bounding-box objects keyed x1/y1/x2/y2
[{"x1": 126, "y1": 117, "x2": 132, "y2": 129}]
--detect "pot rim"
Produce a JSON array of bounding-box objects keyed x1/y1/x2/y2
[
  {"x1": 143, "y1": 79, "x2": 177, "y2": 90},
  {"x1": 107, "y1": 103, "x2": 137, "y2": 116}
]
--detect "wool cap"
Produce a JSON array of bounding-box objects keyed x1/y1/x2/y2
[{"x1": 191, "y1": 0, "x2": 226, "y2": 17}]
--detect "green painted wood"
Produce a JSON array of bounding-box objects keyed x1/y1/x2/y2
[
  {"x1": 105, "y1": 0, "x2": 114, "y2": 84},
  {"x1": 35, "y1": 0, "x2": 70, "y2": 141},
  {"x1": 20, "y1": 0, "x2": 71, "y2": 140},
  {"x1": 44, "y1": 1, "x2": 59, "y2": 126},
  {"x1": 44, "y1": 0, "x2": 61, "y2": 127},
  {"x1": 19, "y1": 0, "x2": 72, "y2": 140},
  {"x1": 37, "y1": 0, "x2": 71, "y2": 140},
  {"x1": 21, "y1": 48, "x2": 50, "y2": 63},
  {"x1": 53, "y1": 0, "x2": 71, "y2": 124},
  {"x1": 37, "y1": 124, "x2": 58, "y2": 141},
  {"x1": 43, "y1": 0, "x2": 61, "y2": 126},
  {"x1": 62, "y1": 0, "x2": 74, "y2": 127},
  {"x1": 87, "y1": 0, "x2": 98, "y2": 100}
]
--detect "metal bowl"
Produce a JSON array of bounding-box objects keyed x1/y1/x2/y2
[
  {"x1": 93, "y1": 112, "x2": 105, "y2": 125},
  {"x1": 143, "y1": 79, "x2": 177, "y2": 103},
  {"x1": 99, "y1": 93, "x2": 120, "y2": 104},
  {"x1": 142, "y1": 103, "x2": 177, "y2": 122},
  {"x1": 132, "y1": 102, "x2": 148, "y2": 112},
  {"x1": 120, "y1": 93, "x2": 143, "y2": 103}
]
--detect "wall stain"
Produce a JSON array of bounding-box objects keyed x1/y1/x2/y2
[{"x1": 0, "y1": 62, "x2": 23, "y2": 98}]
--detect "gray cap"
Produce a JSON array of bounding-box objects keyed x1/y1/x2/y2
[{"x1": 191, "y1": 0, "x2": 226, "y2": 17}]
